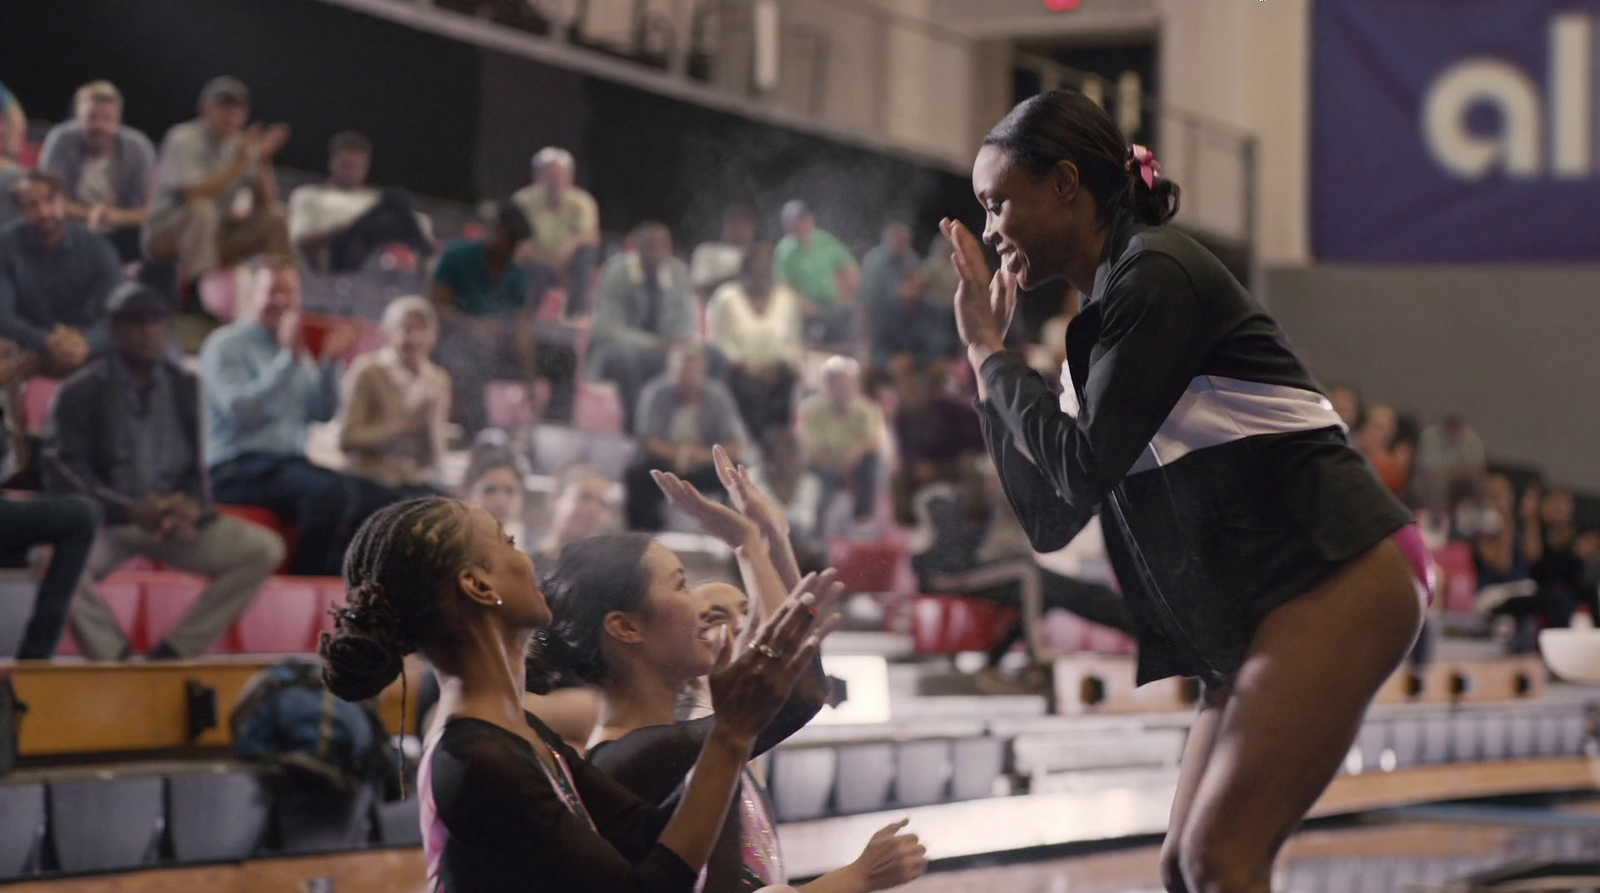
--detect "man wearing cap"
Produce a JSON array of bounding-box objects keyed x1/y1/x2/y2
[
  {"x1": 45, "y1": 282, "x2": 285, "y2": 660},
  {"x1": 143, "y1": 76, "x2": 292, "y2": 282},
  {"x1": 774, "y1": 199, "x2": 859, "y2": 345},
  {"x1": 511, "y1": 146, "x2": 600, "y2": 317},
  {"x1": 0, "y1": 170, "x2": 122, "y2": 379},
  {"x1": 39, "y1": 81, "x2": 158, "y2": 264}
]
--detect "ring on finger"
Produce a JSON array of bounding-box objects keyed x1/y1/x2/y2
[{"x1": 753, "y1": 643, "x2": 779, "y2": 659}]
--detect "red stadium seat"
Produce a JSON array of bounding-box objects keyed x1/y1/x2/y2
[
  {"x1": 52, "y1": 575, "x2": 148, "y2": 656},
  {"x1": 302, "y1": 313, "x2": 382, "y2": 360},
  {"x1": 486, "y1": 381, "x2": 540, "y2": 428},
  {"x1": 17, "y1": 140, "x2": 41, "y2": 171},
  {"x1": 231, "y1": 578, "x2": 323, "y2": 653},
  {"x1": 828, "y1": 538, "x2": 907, "y2": 594},
  {"x1": 314, "y1": 578, "x2": 347, "y2": 642},
  {"x1": 1433, "y1": 541, "x2": 1478, "y2": 615},
  {"x1": 217, "y1": 505, "x2": 297, "y2": 574},
  {"x1": 911, "y1": 594, "x2": 1016, "y2": 655}
]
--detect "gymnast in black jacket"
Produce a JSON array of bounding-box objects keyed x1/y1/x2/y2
[{"x1": 942, "y1": 90, "x2": 1430, "y2": 893}]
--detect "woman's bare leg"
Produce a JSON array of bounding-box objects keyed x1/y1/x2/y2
[
  {"x1": 1160, "y1": 686, "x2": 1228, "y2": 893},
  {"x1": 1178, "y1": 540, "x2": 1422, "y2": 893}
]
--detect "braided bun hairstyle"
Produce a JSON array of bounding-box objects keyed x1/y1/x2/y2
[
  {"x1": 320, "y1": 498, "x2": 478, "y2": 702},
  {"x1": 525, "y1": 533, "x2": 654, "y2": 695},
  {"x1": 983, "y1": 89, "x2": 1180, "y2": 227}
]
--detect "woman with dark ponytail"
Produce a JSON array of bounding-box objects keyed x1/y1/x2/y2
[
  {"x1": 539, "y1": 447, "x2": 925, "y2": 893},
  {"x1": 320, "y1": 496, "x2": 832, "y2": 893},
  {"x1": 943, "y1": 90, "x2": 1432, "y2": 893}
]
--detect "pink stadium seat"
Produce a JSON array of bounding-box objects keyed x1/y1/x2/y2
[
  {"x1": 1432, "y1": 541, "x2": 1478, "y2": 614},
  {"x1": 17, "y1": 140, "x2": 41, "y2": 171},
  {"x1": 198, "y1": 268, "x2": 242, "y2": 320},
  {"x1": 302, "y1": 313, "x2": 382, "y2": 360},
  {"x1": 539, "y1": 288, "x2": 568, "y2": 322},
  {"x1": 574, "y1": 382, "x2": 624, "y2": 434},
  {"x1": 22, "y1": 376, "x2": 62, "y2": 435},
  {"x1": 231, "y1": 578, "x2": 323, "y2": 653},
  {"x1": 486, "y1": 381, "x2": 539, "y2": 428},
  {"x1": 138, "y1": 573, "x2": 221, "y2": 654}
]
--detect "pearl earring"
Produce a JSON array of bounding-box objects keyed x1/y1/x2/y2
[{"x1": 494, "y1": 597, "x2": 504, "y2": 607}]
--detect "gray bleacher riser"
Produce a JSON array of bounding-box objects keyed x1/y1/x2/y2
[
  {"x1": 770, "y1": 748, "x2": 838, "y2": 822},
  {"x1": 832, "y1": 743, "x2": 894, "y2": 816},
  {"x1": 893, "y1": 740, "x2": 953, "y2": 808},
  {"x1": 0, "y1": 574, "x2": 37, "y2": 658},
  {"x1": 48, "y1": 775, "x2": 166, "y2": 873},
  {"x1": 300, "y1": 268, "x2": 427, "y2": 319},
  {"x1": 270, "y1": 781, "x2": 375, "y2": 855},
  {"x1": 1010, "y1": 729, "x2": 1186, "y2": 777},
  {"x1": 0, "y1": 782, "x2": 45, "y2": 879},
  {"x1": 167, "y1": 770, "x2": 271, "y2": 863},
  {"x1": 950, "y1": 737, "x2": 1007, "y2": 802},
  {"x1": 531, "y1": 425, "x2": 636, "y2": 480}
]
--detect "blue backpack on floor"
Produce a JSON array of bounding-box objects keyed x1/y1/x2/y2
[{"x1": 231, "y1": 659, "x2": 397, "y2": 796}]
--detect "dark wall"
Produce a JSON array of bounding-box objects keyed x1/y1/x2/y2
[
  {"x1": 1266, "y1": 265, "x2": 1600, "y2": 491},
  {"x1": 3, "y1": 0, "x2": 980, "y2": 255}
]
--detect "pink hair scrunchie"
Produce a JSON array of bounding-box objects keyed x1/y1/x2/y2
[{"x1": 1127, "y1": 144, "x2": 1162, "y2": 189}]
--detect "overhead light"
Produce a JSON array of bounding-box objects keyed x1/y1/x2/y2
[{"x1": 1044, "y1": 0, "x2": 1083, "y2": 10}]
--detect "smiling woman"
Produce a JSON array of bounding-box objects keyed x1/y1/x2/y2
[{"x1": 943, "y1": 90, "x2": 1430, "y2": 893}]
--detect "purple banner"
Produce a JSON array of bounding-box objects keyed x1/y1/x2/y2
[{"x1": 1313, "y1": 0, "x2": 1600, "y2": 262}]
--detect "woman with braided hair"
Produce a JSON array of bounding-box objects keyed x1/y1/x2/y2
[
  {"x1": 944, "y1": 90, "x2": 1432, "y2": 893},
  {"x1": 319, "y1": 497, "x2": 833, "y2": 893}
]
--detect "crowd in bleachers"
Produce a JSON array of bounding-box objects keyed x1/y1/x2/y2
[{"x1": 0, "y1": 70, "x2": 1595, "y2": 683}]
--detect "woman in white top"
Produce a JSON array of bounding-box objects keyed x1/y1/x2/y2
[
  {"x1": 706, "y1": 243, "x2": 803, "y2": 449},
  {"x1": 337, "y1": 295, "x2": 450, "y2": 492}
]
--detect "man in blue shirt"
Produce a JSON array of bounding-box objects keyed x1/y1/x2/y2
[
  {"x1": 201, "y1": 258, "x2": 382, "y2": 576},
  {"x1": 0, "y1": 171, "x2": 121, "y2": 379},
  {"x1": 431, "y1": 202, "x2": 571, "y2": 433}
]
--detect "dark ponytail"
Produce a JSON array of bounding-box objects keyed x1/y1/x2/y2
[
  {"x1": 983, "y1": 89, "x2": 1181, "y2": 227},
  {"x1": 320, "y1": 498, "x2": 477, "y2": 702},
  {"x1": 526, "y1": 533, "x2": 655, "y2": 694}
]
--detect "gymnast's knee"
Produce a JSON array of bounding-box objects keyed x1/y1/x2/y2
[{"x1": 1178, "y1": 828, "x2": 1272, "y2": 893}]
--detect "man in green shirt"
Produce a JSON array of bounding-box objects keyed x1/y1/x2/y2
[{"x1": 775, "y1": 200, "x2": 859, "y2": 345}]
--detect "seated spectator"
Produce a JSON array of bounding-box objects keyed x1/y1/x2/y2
[
  {"x1": 869, "y1": 265, "x2": 959, "y2": 374},
  {"x1": 589, "y1": 222, "x2": 712, "y2": 433},
  {"x1": 903, "y1": 457, "x2": 1131, "y2": 688},
  {"x1": 689, "y1": 203, "x2": 757, "y2": 296},
  {"x1": 201, "y1": 259, "x2": 383, "y2": 577},
  {"x1": 889, "y1": 358, "x2": 985, "y2": 517},
  {"x1": 535, "y1": 463, "x2": 621, "y2": 563},
  {"x1": 0, "y1": 78, "x2": 25, "y2": 167},
  {"x1": 431, "y1": 202, "x2": 572, "y2": 434},
  {"x1": 45, "y1": 283, "x2": 283, "y2": 659},
  {"x1": 38, "y1": 81, "x2": 156, "y2": 264},
  {"x1": 1413, "y1": 413, "x2": 1488, "y2": 521},
  {"x1": 860, "y1": 222, "x2": 921, "y2": 333},
  {"x1": 797, "y1": 356, "x2": 881, "y2": 537},
  {"x1": 1472, "y1": 474, "x2": 1542, "y2": 649},
  {"x1": 288, "y1": 130, "x2": 433, "y2": 273},
  {"x1": 0, "y1": 383, "x2": 99, "y2": 656},
  {"x1": 705, "y1": 242, "x2": 801, "y2": 450},
  {"x1": 1528, "y1": 486, "x2": 1599, "y2": 622},
  {"x1": 0, "y1": 171, "x2": 120, "y2": 379},
  {"x1": 461, "y1": 437, "x2": 530, "y2": 549},
  {"x1": 338, "y1": 295, "x2": 449, "y2": 492},
  {"x1": 623, "y1": 344, "x2": 746, "y2": 531},
  {"x1": 143, "y1": 77, "x2": 291, "y2": 283},
  {"x1": 776, "y1": 200, "x2": 859, "y2": 345},
  {"x1": 511, "y1": 146, "x2": 600, "y2": 317},
  {"x1": 1357, "y1": 404, "x2": 1414, "y2": 498},
  {"x1": 1327, "y1": 382, "x2": 1364, "y2": 435}
]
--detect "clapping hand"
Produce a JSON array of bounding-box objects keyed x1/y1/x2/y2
[
  {"x1": 652, "y1": 468, "x2": 759, "y2": 548},
  {"x1": 846, "y1": 819, "x2": 929, "y2": 891},
  {"x1": 940, "y1": 218, "x2": 1016, "y2": 353},
  {"x1": 713, "y1": 444, "x2": 789, "y2": 541},
  {"x1": 707, "y1": 572, "x2": 840, "y2": 741}
]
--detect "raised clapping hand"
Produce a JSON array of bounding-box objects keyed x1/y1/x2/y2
[
  {"x1": 708, "y1": 572, "x2": 841, "y2": 741},
  {"x1": 940, "y1": 218, "x2": 1016, "y2": 355},
  {"x1": 652, "y1": 466, "x2": 761, "y2": 549},
  {"x1": 712, "y1": 444, "x2": 789, "y2": 541}
]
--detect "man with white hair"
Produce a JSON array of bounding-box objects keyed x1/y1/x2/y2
[
  {"x1": 797, "y1": 355, "x2": 883, "y2": 536},
  {"x1": 511, "y1": 146, "x2": 600, "y2": 316},
  {"x1": 39, "y1": 81, "x2": 157, "y2": 263}
]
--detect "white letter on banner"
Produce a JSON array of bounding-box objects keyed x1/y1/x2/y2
[
  {"x1": 1423, "y1": 60, "x2": 1542, "y2": 179},
  {"x1": 1550, "y1": 12, "x2": 1593, "y2": 178}
]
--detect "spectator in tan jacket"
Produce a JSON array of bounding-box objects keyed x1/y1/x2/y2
[{"x1": 338, "y1": 295, "x2": 450, "y2": 493}]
